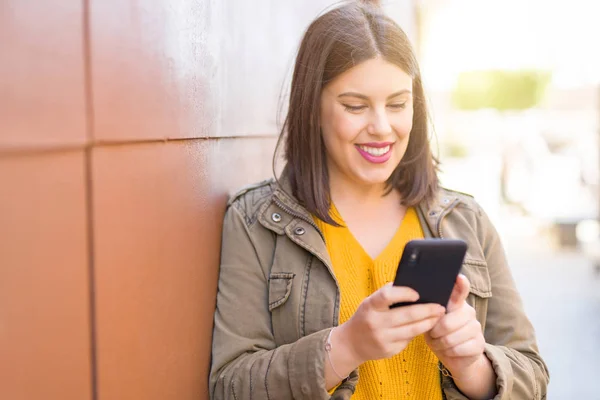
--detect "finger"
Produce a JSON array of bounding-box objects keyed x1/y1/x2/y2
[
  {"x1": 429, "y1": 304, "x2": 475, "y2": 339},
  {"x1": 369, "y1": 284, "x2": 419, "y2": 310},
  {"x1": 390, "y1": 314, "x2": 441, "y2": 341},
  {"x1": 446, "y1": 274, "x2": 470, "y2": 312},
  {"x1": 389, "y1": 303, "x2": 445, "y2": 327},
  {"x1": 428, "y1": 319, "x2": 482, "y2": 351}
]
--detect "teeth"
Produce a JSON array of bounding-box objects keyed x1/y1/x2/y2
[{"x1": 359, "y1": 145, "x2": 390, "y2": 156}]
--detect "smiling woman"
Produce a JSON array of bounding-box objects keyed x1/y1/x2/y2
[
  {"x1": 281, "y1": 3, "x2": 437, "y2": 226},
  {"x1": 209, "y1": 2, "x2": 549, "y2": 400},
  {"x1": 320, "y1": 59, "x2": 415, "y2": 196}
]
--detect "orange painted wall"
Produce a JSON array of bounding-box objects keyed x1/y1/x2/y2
[{"x1": 0, "y1": 1, "x2": 415, "y2": 399}]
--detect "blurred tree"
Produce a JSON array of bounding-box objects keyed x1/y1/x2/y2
[
  {"x1": 451, "y1": 70, "x2": 551, "y2": 207},
  {"x1": 452, "y1": 70, "x2": 551, "y2": 111}
]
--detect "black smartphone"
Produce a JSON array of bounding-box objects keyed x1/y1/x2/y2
[{"x1": 390, "y1": 239, "x2": 467, "y2": 309}]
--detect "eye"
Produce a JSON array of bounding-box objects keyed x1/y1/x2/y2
[
  {"x1": 343, "y1": 104, "x2": 367, "y2": 112},
  {"x1": 388, "y1": 103, "x2": 407, "y2": 110}
]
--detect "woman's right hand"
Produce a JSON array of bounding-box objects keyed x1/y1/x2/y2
[{"x1": 337, "y1": 283, "x2": 446, "y2": 364}]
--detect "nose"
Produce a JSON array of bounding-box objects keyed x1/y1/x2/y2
[{"x1": 367, "y1": 108, "x2": 392, "y2": 136}]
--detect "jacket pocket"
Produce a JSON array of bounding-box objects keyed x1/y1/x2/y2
[
  {"x1": 461, "y1": 260, "x2": 492, "y2": 298},
  {"x1": 461, "y1": 261, "x2": 492, "y2": 329},
  {"x1": 268, "y1": 272, "x2": 295, "y2": 311}
]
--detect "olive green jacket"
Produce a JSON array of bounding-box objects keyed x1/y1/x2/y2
[{"x1": 209, "y1": 178, "x2": 549, "y2": 399}]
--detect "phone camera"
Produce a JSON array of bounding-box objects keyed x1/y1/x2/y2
[{"x1": 409, "y1": 251, "x2": 418, "y2": 265}]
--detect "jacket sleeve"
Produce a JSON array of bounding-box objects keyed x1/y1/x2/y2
[
  {"x1": 476, "y1": 206, "x2": 549, "y2": 399},
  {"x1": 209, "y1": 204, "x2": 332, "y2": 400}
]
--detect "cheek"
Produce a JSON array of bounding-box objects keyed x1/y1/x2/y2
[
  {"x1": 393, "y1": 111, "x2": 414, "y2": 139},
  {"x1": 325, "y1": 108, "x2": 365, "y2": 142}
]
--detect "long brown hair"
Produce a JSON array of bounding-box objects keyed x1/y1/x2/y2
[{"x1": 275, "y1": 1, "x2": 439, "y2": 224}]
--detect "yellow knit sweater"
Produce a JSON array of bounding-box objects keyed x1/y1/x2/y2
[{"x1": 315, "y1": 207, "x2": 443, "y2": 400}]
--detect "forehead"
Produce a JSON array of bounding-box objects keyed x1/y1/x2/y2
[{"x1": 324, "y1": 57, "x2": 413, "y2": 95}]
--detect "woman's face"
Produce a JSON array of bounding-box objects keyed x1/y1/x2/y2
[{"x1": 320, "y1": 57, "x2": 414, "y2": 189}]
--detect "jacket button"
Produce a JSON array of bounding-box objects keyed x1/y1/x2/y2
[
  {"x1": 429, "y1": 211, "x2": 437, "y2": 217},
  {"x1": 271, "y1": 213, "x2": 282, "y2": 222},
  {"x1": 294, "y1": 227, "x2": 305, "y2": 235}
]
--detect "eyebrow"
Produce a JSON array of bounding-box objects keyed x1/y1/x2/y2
[{"x1": 337, "y1": 89, "x2": 412, "y2": 100}]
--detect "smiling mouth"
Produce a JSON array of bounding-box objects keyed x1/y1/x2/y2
[{"x1": 356, "y1": 144, "x2": 392, "y2": 156}]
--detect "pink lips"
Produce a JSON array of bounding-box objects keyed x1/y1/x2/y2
[{"x1": 355, "y1": 142, "x2": 394, "y2": 164}]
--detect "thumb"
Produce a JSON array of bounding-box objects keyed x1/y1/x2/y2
[{"x1": 446, "y1": 274, "x2": 470, "y2": 312}]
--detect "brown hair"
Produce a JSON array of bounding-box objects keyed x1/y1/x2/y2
[{"x1": 275, "y1": 1, "x2": 439, "y2": 224}]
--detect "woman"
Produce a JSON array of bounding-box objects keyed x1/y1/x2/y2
[{"x1": 209, "y1": 2, "x2": 549, "y2": 399}]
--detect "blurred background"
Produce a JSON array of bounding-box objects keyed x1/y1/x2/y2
[
  {"x1": 1, "y1": 0, "x2": 598, "y2": 399},
  {"x1": 417, "y1": 1, "x2": 600, "y2": 398}
]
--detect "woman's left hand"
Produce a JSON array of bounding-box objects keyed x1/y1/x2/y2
[{"x1": 425, "y1": 274, "x2": 487, "y2": 380}]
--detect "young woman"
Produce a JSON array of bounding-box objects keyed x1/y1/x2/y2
[{"x1": 209, "y1": 2, "x2": 549, "y2": 399}]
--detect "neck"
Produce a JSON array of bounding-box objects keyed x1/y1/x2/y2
[{"x1": 328, "y1": 170, "x2": 401, "y2": 212}]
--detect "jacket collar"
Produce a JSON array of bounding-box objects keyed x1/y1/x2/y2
[
  {"x1": 258, "y1": 172, "x2": 468, "y2": 281},
  {"x1": 260, "y1": 170, "x2": 462, "y2": 240},
  {"x1": 418, "y1": 190, "x2": 462, "y2": 239},
  {"x1": 258, "y1": 173, "x2": 334, "y2": 275}
]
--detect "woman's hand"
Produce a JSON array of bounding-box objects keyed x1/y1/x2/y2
[
  {"x1": 425, "y1": 274, "x2": 485, "y2": 374},
  {"x1": 425, "y1": 274, "x2": 497, "y2": 399},
  {"x1": 325, "y1": 283, "x2": 446, "y2": 389},
  {"x1": 337, "y1": 283, "x2": 445, "y2": 364}
]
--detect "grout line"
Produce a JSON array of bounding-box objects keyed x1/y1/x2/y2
[
  {"x1": 0, "y1": 135, "x2": 279, "y2": 158},
  {"x1": 84, "y1": 144, "x2": 99, "y2": 400},
  {"x1": 82, "y1": 0, "x2": 95, "y2": 144},
  {"x1": 81, "y1": 0, "x2": 98, "y2": 399}
]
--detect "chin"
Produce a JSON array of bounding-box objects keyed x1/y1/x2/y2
[{"x1": 355, "y1": 170, "x2": 395, "y2": 187}]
